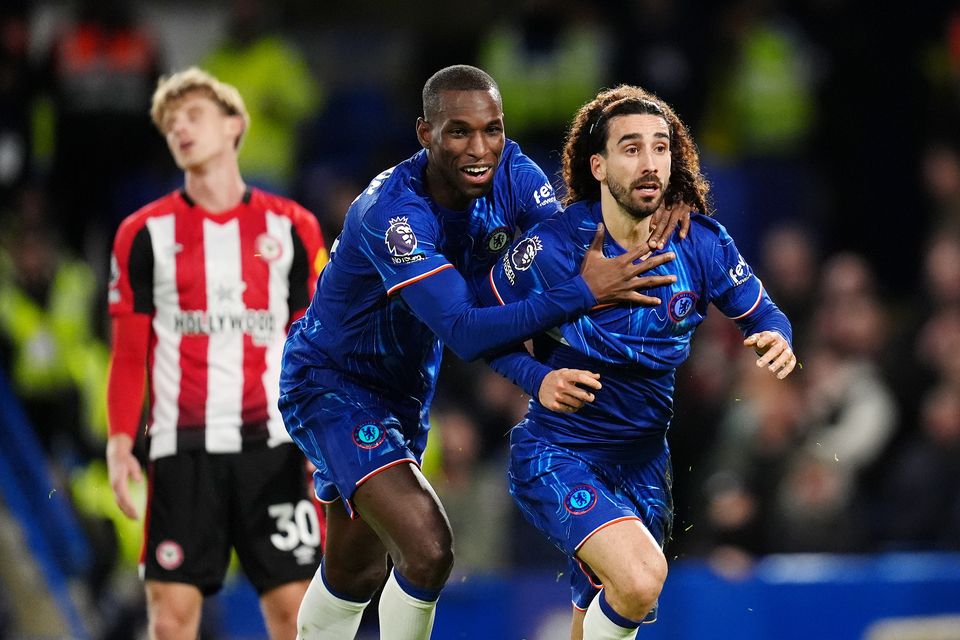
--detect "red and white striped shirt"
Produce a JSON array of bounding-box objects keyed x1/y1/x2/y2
[{"x1": 109, "y1": 188, "x2": 325, "y2": 459}]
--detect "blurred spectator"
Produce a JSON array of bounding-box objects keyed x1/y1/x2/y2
[
  {"x1": 757, "y1": 223, "x2": 819, "y2": 350},
  {"x1": 0, "y1": 0, "x2": 34, "y2": 210},
  {"x1": 887, "y1": 231, "x2": 960, "y2": 436},
  {"x1": 696, "y1": 360, "x2": 805, "y2": 559},
  {"x1": 202, "y1": 0, "x2": 321, "y2": 193},
  {"x1": 875, "y1": 383, "x2": 960, "y2": 550},
  {"x1": 0, "y1": 189, "x2": 108, "y2": 466},
  {"x1": 801, "y1": 254, "x2": 897, "y2": 469},
  {"x1": 765, "y1": 254, "x2": 897, "y2": 552},
  {"x1": 38, "y1": 0, "x2": 166, "y2": 259},
  {"x1": 770, "y1": 449, "x2": 864, "y2": 552},
  {"x1": 921, "y1": 142, "x2": 960, "y2": 232},
  {"x1": 697, "y1": 0, "x2": 821, "y2": 262},
  {"x1": 922, "y1": 231, "x2": 960, "y2": 309},
  {"x1": 477, "y1": 0, "x2": 610, "y2": 182}
]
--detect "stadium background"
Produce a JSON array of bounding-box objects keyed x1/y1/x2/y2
[{"x1": 1, "y1": 0, "x2": 959, "y2": 638}]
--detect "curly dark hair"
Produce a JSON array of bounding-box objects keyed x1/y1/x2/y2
[{"x1": 561, "y1": 85, "x2": 710, "y2": 215}]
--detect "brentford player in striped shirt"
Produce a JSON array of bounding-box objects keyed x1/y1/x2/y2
[{"x1": 105, "y1": 67, "x2": 326, "y2": 639}]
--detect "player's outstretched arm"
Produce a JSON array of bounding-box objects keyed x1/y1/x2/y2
[
  {"x1": 539, "y1": 368, "x2": 602, "y2": 413},
  {"x1": 744, "y1": 330, "x2": 798, "y2": 380},
  {"x1": 579, "y1": 225, "x2": 677, "y2": 306}
]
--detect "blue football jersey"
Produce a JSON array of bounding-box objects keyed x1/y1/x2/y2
[
  {"x1": 282, "y1": 139, "x2": 560, "y2": 417},
  {"x1": 484, "y1": 200, "x2": 789, "y2": 461}
]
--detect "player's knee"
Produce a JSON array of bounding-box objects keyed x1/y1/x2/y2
[
  {"x1": 146, "y1": 590, "x2": 201, "y2": 640},
  {"x1": 148, "y1": 610, "x2": 197, "y2": 640},
  {"x1": 395, "y1": 535, "x2": 454, "y2": 589},
  {"x1": 607, "y1": 557, "x2": 667, "y2": 620}
]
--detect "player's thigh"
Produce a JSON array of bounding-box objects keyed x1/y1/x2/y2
[
  {"x1": 352, "y1": 461, "x2": 452, "y2": 566},
  {"x1": 143, "y1": 452, "x2": 232, "y2": 594},
  {"x1": 230, "y1": 444, "x2": 321, "y2": 594},
  {"x1": 576, "y1": 518, "x2": 667, "y2": 596}
]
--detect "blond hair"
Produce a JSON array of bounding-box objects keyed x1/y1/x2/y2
[{"x1": 150, "y1": 67, "x2": 250, "y2": 148}]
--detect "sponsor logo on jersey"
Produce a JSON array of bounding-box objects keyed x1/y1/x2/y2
[
  {"x1": 564, "y1": 484, "x2": 598, "y2": 515},
  {"x1": 510, "y1": 236, "x2": 543, "y2": 272},
  {"x1": 108, "y1": 254, "x2": 121, "y2": 304},
  {"x1": 173, "y1": 310, "x2": 277, "y2": 344},
  {"x1": 156, "y1": 540, "x2": 184, "y2": 570},
  {"x1": 532, "y1": 182, "x2": 557, "y2": 207},
  {"x1": 353, "y1": 422, "x2": 386, "y2": 449},
  {"x1": 255, "y1": 233, "x2": 283, "y2": 261},
  {"x1": 385, "y1": 216, "x2": 418, "y2": 256},
  {"x1": 294, "y1": 545, "x2": 318, "y2": 566},
  {"x1": 485, "y1": 226, "x2": 511, "y2": 253},
  {"x1": 502, "y1": 251, "x2": 516, "y2": 285},
  {"x1": 727, "y1": 254, "x2": 753, "y2": 286},
  {"x1": 391, "y1": 254, "x2": 426, "y2": 265},
  {"x1": 668, "y1": 291, "x2": 698, "y2": 322},
  {"x1": 366, "y1": 167, "x2": 395, "y2": 195}
]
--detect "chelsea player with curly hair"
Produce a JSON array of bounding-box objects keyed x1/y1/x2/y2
[{"x1": 482, "y1": 85, "x2": 797, "y2": 640}]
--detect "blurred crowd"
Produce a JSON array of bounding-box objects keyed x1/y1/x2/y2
[{"x1": 1, "y1": 0, "x2": 959, "y2": 636}]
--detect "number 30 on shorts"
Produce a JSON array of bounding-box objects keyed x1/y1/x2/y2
[{"x1": 268, "y1": 500, "x2": 322, "y2": 551}]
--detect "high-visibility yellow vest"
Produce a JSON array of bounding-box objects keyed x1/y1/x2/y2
[{"x1": 0, "y1": 260, "x2": 108, "y2": 435}]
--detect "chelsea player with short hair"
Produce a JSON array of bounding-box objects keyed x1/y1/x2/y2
[
  {"x1": 279, "y1": 66, "x2": 689, "y2": 640},
  {"x1": 481, "y1": 85, "x2": 797, "y2": 640}
]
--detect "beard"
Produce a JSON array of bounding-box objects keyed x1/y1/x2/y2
[{"x1": 607, "y1": 176, "x2": 665, "y2": 221}]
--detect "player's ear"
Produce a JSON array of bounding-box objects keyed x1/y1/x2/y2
[
  {"x1": 226, "y1": 114, "x2": 244, "y2": 143},
  {"x1": 416, "y1": 117, "x2": 431, "y2": 149},
  {"x1": 590, "y1": 153, "x2": 605, "y2": 181}
]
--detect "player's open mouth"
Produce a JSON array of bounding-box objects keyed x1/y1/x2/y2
[
  {"x1": 635, "y1": 182, "x2": 660, "y2": 195},
  {"x1": 461, "y1": 165, "x2": 492, "y2": 183}
]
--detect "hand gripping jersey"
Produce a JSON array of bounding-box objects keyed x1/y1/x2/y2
[
  {"x1": 281, "y1": 139, "x2": 570, "y2": 425},
  {"x1": 484, "y1": 201, "x2": 792, "y2": 463},
  {"x1": 109, "y1": 188, "x2": 325, "y2": 459}
]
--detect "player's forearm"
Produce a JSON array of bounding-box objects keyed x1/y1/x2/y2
[
  {"x1": 735, "y1": 299, "x2": 793, "y2": 347},
  {"x1": 402, "y1": 270, "x2": 595, "y2": 361},
  {"x1": 485, "y1": 346, "x2": 551, "y2": 398}
]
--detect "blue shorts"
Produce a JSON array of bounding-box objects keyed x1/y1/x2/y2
[
  {"x1": 279, "y1": 369, "x2": 428, "y2": 518},
  {"x1": 508, "y1": 419, "x2": 673, "y2": 615}
]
